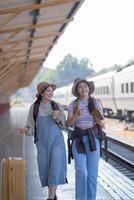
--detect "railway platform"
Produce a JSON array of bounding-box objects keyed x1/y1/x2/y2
[{"x1": 0, "y1": 106, "x2": 134, "y2": 200}]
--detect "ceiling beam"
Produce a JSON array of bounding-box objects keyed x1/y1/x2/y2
[
  {"x1": 0, "y1": 30, "x2": 22, "y2": 49},
  {"x1": 5, "y1": 43, "x2": 20, "y2": 54},
  {"x1": 0, "y1": 0, "x2": 79, "y2": 14},
  {"x1": 6, "y1": 50, "x2": 46, "y2": 60},
  {"x1": 5, "y1": 43, "x2": 56, "y2": 54},
  {"x1": 0, "y1": 18, "x2": 72, "y2": 34},
  {"x1": 0, "y1": 12, "x2": 20, "y2": 29},
  {"x1": 0, "y1": 31, "x2": 63, "y2": 46},
  {"x1": 0, "y1": 62, "x2": 19, "y2": 82}
]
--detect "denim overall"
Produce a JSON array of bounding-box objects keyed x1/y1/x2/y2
[
  {"x1": 72, "y1": 136, "x2": 100, "y2": 200},
  {"x1": 36, "y1": 116, "x2": 67, "y2": 187}
]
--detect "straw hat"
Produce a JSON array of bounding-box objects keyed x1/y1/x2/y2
[
  {"x1": 71, "y1": 77, "x2": 95, "y2": 97},
  {"x1": 36, "y1": 81, "x2": 56, "y2": 97}
]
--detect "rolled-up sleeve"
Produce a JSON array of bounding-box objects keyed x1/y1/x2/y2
[
  {"x1": 58, "y1": 104, "x2": 66, "y2": 127},
  {"x1": 68, "y1": 102, "x2": 73, "y2": 113},
  {"x1": 26, "y1": 104, "x2": 35, "y2": 136}
]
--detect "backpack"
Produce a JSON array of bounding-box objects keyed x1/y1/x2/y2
[{"x1": 33, "y1": 99, "x2": 60, "y2": 143}]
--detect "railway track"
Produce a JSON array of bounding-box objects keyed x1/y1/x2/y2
[{"x1": 102, "y1": 137, "x2": 134, "y2": 180}]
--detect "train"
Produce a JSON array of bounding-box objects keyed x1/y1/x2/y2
[{"x1": 54, "y1": 64, "x2": 134, "y2": 122}]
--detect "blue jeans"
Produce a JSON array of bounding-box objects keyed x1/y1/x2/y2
[{"x1": 72, "y1": 136, "x2": 100, "y2": 200}]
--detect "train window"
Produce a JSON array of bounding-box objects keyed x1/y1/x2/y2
[
  {"x1": 94, "y1": 88, "x2": 97, "y2": 94},
  {"x1": 99, "y1": 88, "x2": 101, "y2": 94},
  {"x1": 126, "y1": 83, "x2": 129, "y2": 93},
  {"x1": 100, "y1": 87, "x2": 102, "y2": 94},
  {"x1": 102, "y1": 87, "x2": 104, "y2": 94},
  {"x1": 103, "y1": 87, "x2": 105, "y2": 94},
  {"x1": 121, "y1": 83, "x2": 124, "y2": 93},
  {"x1": 106, "y1": 86, "x2": 109, "y2": 94},
  {"x1": 98, "y1": 88, "x2": 100, "y2": 94},
  {"x1": 101, "y1": 87, "x2": 103, "y2": 94},
  {"x1": 131, "y1": 82, "x2": 134, "y2": 93},
  {"x1": 95, "y1": 88, "x2": 97, "y2": 94}
]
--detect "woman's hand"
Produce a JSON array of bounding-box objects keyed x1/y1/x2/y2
[
  {"x1": 20, "y1": 127, "x2": 29, "y2": 134},
  {"x1": 95, "y1": 118, "x2": 105, "y2": 128},
  {"x1": 66, "y1": 109, "x2": 85, "y2": 127},
  {"x1": 52, "y1": 110, "x2": 61, "y2": 123}
]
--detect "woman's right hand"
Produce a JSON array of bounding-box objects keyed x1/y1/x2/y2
[
  {"x1": 66, "y1": 109, "x2": 85, "y2": 127},
  {"x1": 20, "y1": 127, "x2": 29, "y2": 134}
]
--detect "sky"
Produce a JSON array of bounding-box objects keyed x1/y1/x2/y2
[{"x1": 43, "y1": 0, "x2": 134, "y2": 72}]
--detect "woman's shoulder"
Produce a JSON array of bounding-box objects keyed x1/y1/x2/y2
[
  {"x1": 68, "y1": 100, "x2": 76, "y2": 112},
  {"x1": 92, "y1": 96, "x2": 101, "y2": 103},
  {"x1": 69, "y1": 100, "x2": 75, "y2": 107},
  {"x1": 92, "y1": 97, "x2": 103, "y2": 110}
]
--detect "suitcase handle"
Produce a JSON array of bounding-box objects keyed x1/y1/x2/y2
[
  {"x1": 11, "y1": 169, "x2": 16, "y2": 195},
  {"x1": 9, "y1": 159, "x2": 16, "y2": 200}
]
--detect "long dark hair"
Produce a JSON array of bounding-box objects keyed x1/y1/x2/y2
[{"x1": 37, "y1": 94, "x2": 42, "y2": 102}]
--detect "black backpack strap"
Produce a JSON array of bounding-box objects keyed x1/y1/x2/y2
[
  {"x1": 33, "y1": 100, "x2": 40, "y2": 121},
  {"x1": 88, "y1": 97, "x2": 108, "y2": 160},
  {"x1": 88, "y1": 96, "x2": 95, "y2": 113},
  {"x1": 33, "y1": 100, "x2": 40, "y2": 143}
]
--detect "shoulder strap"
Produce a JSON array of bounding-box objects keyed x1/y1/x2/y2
[
  {"x1": 88, "y1": 96, "x2": 95, "y2": 113},
  {"x1": 73, "y1": 98, "x2": 79, "y2": 114},
  {"x1": 33, "y1": 100, "x2": 40, "y2": 143},
  {"x1": 33, "y1": 100, "x2": 40, "y2": 121}
]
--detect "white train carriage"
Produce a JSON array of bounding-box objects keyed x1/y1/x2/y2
[
  {"x1": 114, "y1": 65, "x2": 134, "y2": 119},
  {"x1": 54, "y1": 64, "x2": 134, "y2": 121},
  {"x1": 88, "y1": 65, "x2": 134, "y2": 120},
  {"x1": 88, "y1": 72, "x2": 117, "y2": 116}
]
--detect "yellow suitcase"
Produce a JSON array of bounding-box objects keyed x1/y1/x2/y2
[{"x1": 1, "y1": 157, "x2": 25, "y2": 200}]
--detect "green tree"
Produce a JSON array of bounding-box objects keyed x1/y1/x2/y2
[{"x1": 54, "y1": 54, "x2": 95, "y2": 86}]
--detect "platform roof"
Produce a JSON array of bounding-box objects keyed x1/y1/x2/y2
[{"x1": 0, "y1": 0, "x2": 85, "y2": 96}]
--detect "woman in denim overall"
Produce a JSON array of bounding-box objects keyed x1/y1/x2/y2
[
  {"x1": 66, "y1": 78, "x2": 104, "y2": 200},
  {"x1": 20, "y1": 81, "x2": 67, "y2": 200}
]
